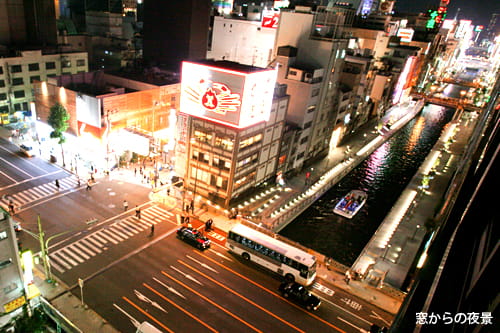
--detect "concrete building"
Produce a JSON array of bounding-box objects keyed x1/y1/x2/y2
[
  {"x1": 0, "y1": 50, "x2": 88, "y2": 115},
  {"x1": 0, "y1": 209, "x2": 26, "y2": 327},
  {"x1": 33, "y1": 70, "x2": 180, "y2": 171},
  {"x1": 176, "y1": 60, "x2": 286, "y2": 209}
]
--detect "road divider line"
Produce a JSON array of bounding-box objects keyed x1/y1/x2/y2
[
  {"x1": 161, "y1": 270, "x2": 263, "y2": 333},
  {"x1": 143, "y1": 283, "x2": 219, "y2": 333},
  {"x1": 178, "y1": 260, "x2": 306, "y2": 333},
  {"x1": 195, "y1": 251, "x2": 347, "y2": 332},
  {"x1": 122, "y1": 296, "x2": 174, "y2": 333}
]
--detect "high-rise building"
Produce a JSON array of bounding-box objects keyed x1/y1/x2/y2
[
  {"x1": 0, "y1": 0, "x2": 57, "y2": 46},
  {"x1": 142, "y1": 0, "x2": 212, "y2": 71}
]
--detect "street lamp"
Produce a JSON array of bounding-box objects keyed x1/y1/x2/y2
[{"x1": 105, "y1": 109, "x2": 118, "y2": 171}]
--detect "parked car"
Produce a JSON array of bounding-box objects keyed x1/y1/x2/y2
[
  {"x1": 176, "y1": 226, "x2": 211, "y2": 250},
  {"x1": 19, "y1": 144, "x2": 35, "y2": 157},
  {"x1": 278, "y1": 282, "x2": 321, "y2": 311}
]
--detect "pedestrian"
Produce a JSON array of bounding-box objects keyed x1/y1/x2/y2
[
  {"x1": 344, "y1": 271, "x2": 351, "y2": 285},
  {"x1": 167, "y1": 188, "x2": 170, "y2": 196},
  {"x1": 8, "y1": 200, "x2": 15, "y2": 215},
  {"x1": 185, "y1": 216, "x2": 190, "y2": 225},
  {"x1": 150, "y1": 224, "x2": 155, "y2": 235},
  {"x1": 55, "y1": 179, "x2": 60, "y2": 190},
  {"x1": 77, "y1": 177, "x2": 81, "y2": 187},
  {"x1": 139, "y1": 167, "x2": 143, "y2": 175},
  {"x1": 123, "y1": 200, "x2": 128, "y2": 211},
  {"x1": 135, "y1": 206, "x2": 141, "y2": 219},
  {"x1": 86, "y1": 179, "x2": 92, "y2": 191},
  {"x1": 134, "y1": 167, "x2": 137, "y2": 176}
]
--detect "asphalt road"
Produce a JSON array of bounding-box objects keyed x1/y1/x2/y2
[{"x1": 1, "y1": 137, "x2": 393, "y2": 332}]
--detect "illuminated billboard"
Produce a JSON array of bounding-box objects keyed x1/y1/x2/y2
[
  {"x1": 180, "y1": 61, "x2": 277, "y2": 129},
  {"x1": 397, "y1": 28, "x2": 414, "y2": 42}
]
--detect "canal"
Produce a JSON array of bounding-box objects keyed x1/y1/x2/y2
[{"x1": 280, "y1": 104, "x2": 456, "y2": 266}]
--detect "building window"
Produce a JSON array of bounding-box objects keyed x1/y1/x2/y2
[
  {"x1": 297, "y1": 152, "x2": 305, "y2": 159},
  {"x1": 0, "y1": 230, "x2": 7, "y2": 241},
  {"x1": 76, "y1": 59, "x2": 85, "y2": 67},
  {"x1": 0, "y1": 80, "x2": 4, "y2": 88},
  {"x1": 300, "y1": 136, "x2": 308, "y2": 145},
  {"x1": 10, "y1": 65, "x2": 22, "y2": 73},
  {"x1": 30, "y1": 76, "x2": 41, "y2": 83},
  {"x1": 13, "y1": 90, "x2": 25, "y2": 98},
  {"x1": 47, "y1": 74, "x2": 57, "y2": 78},
  {"x1": 0, "y1": 93, "x2": 7, "y2": 101},
  {"x1": 307, "y1": 105, "x2": 316, "y2": 113},
  {"x1": 0, "y1": 106, "x2": 8, "y2": 113},
  {"x1": 46, "y1": 62, "x2": 56, "y2": 70},
  {"x1": 12, "y1": 78, "x2": 23, "y2": 86},
  {"x1": 28, "y1": 63, "x2": 40, "y2": 71},
  {"x1": 237, "y1": 153, "x2": 258, "y2": 168},
  {"x1": 14, "y1": 103, "x2": 22, "y2": 111},
  {"x1": 0, "y1": 66, "x2": 3, "y2": 74},
  {"x1": 239, "y1": 133, "x2": 263, "y2": 150},
  {"x1": 193, "y1": 130, "x2": 212, "y2": 143},
  {"x1": 311, "y1": 88, "x2": 320, "y2": 97},
  {"x1": 289, "y1": 70, "x2": 297, "y2": 76},
  {"x1": 62, "y1": 60, "x2": 71, "y2": 68},
  {"x1": 304, "y1": 121, "x2": 312, "y2": 129},
  {"x1": 214, "y1": 136, "x2": 234, "y2": 151}
]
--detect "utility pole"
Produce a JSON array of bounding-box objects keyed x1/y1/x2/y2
[{"x1": 25, "y1": 215, "x2": 71, "y2": 283}]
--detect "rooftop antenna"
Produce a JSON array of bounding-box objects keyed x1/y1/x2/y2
[{"x1": 454, "y1": 7, "x2": 461, "y2": 21}]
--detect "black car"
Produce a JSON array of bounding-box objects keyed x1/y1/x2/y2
[
  {"x1": 176, "y1": 227, "x2": 211, "y2": 250},
  {"x1": 278, "y1": 282, "x2": 321, "y2": 311}
]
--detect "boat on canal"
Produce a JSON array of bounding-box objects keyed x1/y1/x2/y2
[{"x1": 333, "y1": 190, "x2": 367, "y2": 219}]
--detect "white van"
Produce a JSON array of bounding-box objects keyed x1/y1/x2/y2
[{"x1": 136, "y1": 321, "x2": 163, "y2": 333}]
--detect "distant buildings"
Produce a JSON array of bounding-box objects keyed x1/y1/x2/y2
[{"x1": 0, "y1": 50, "x2": 88, "y2": 115}]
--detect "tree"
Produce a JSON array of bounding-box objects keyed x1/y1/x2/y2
[{"x1": 47, "y1": 103, "x2": 70, "y2": 166}]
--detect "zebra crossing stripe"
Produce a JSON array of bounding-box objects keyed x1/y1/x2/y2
[
  {"x1": 70, "y1": 243, "x2": 92, "y2": 259},
  {"x1": 60, "y1": 178, "x2": 74, "y2": 187},
  {"x1": 37, "y1": 185, "x2": 53, "y2": 195},
  {"x1": 112, "y1": 224, "x2": 134, "y2": 237},
  {"x1": 80, "y1": 239, "x2": 102, "y2": 253},
  {"x1": 117, "y1": 222, "x2": 139, "y2": 234},
  {"x1": 62, "y1": 248, "x2": 85, "y2": 263},
  {"x1": 108, "y1": 226, "x2": 129, "y2": 239},
  {"x1": 50, "y1": 254, "x2": 72, "y2": 270},
  {"x1": 96, "y1": 230, "x2": 119, "y2": 244},
  {"x1": 102, "y1": 229, "x2": 124, "y2": 242},
  {"x1": 122, "y1": 216, "x2": 146, "y2": 231},
  {"x1": 91, "y1": 233, "x2": 109, "y2": 245},
  {"x1": 30, "y1": 187, "x2": 47, "y2": 197},
  {"x1": 56, "y1": 250, "x2": 79, "y2": 266},
  {"x1": 136, "y1": 218, "x2": 153, "y2": 227},
  {"x1": 14, "y1": 193, "x2": 29, "y2": 204},
  {"x1": 121, "y1": 219, "x2": 145, "y2": 232},
  {"x1": 48, "y1": 258, "x2": 65, "y2": 273}
]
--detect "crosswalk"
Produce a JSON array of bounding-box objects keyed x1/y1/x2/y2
[
  {"x1": 1, "y1": 175, "x2": 80, "y2": 208},
  {"x1": 49, "y1": 205, "x2": 173, "y2": 274}
]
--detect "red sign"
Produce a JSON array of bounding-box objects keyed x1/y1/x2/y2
[{"x1": 262, "y1": 12, "x2": 280, "y2": 29}]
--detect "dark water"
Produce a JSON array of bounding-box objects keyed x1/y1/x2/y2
[{"x1": 280, "y1": 104, "x2": 455, "y2": 266}]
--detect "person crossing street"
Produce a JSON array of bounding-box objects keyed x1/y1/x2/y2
[
  {"x1": 135, "y1": 205, "x2": 141, "y2": 219},
  {"x1": 123, "y1": 200, "x2": 129, "y2": 211}
]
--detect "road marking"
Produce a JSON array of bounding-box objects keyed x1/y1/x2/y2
[
  {"x1": 337, "y1": 316, "x2": 367, "y2": 332},
  {"x1": 170, "y1": 266, "x2": 203, "y2": 286},
  {"x1": 340, "y1": 297, "x2": 363, "y2": 311},
  {"x1": 97, "y1": 230, "x2": 119, "y2": 244},
  {"x1": 112, "y1": 303, "x2": 141, "y2": 330},
  {"x1": 68, "y1": 244, "x2": 90, "y2": 260},
  {"x1": 50, "y1": 253, "x2": 72, "y2": 270},
  {"x1": 195, "y1": 252, "x2": 347, "y2": 332},
  {"x1": 152, "y1": 277, "x2": 186, "y2": 299},
  {"x1": 143, "y1": 283, "x2": 217, "y2": 332},
  {"x1": 186, "y1": 255, "x2": 218, "y2": 273},
  {"x1": 370, "y1": 310, "x2": 391, "y2": 326},
  {"x1": 0, "y1": 170, "x2": 17, "y2": 183},
  {"x1": 179, "y1": 260, "x2": 306, "y2": 333},
  {"x1": 312, "y1": 282, "x2": 335, "y2": 296},
  {"x1": 161, "y1": 271, "x2": 263, "y2": 333},
  {"x1": 122, "y1": 297, "x2": 174, "y2": 333},
  {"x1": 134, "y1": 289, "x2": 168, "y2": 313}
]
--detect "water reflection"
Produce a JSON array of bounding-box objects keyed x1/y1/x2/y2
[{"x1": 280, "y1": 105, "x2": 455, "y2": 266}]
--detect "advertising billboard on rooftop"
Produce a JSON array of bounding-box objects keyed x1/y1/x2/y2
[{"x1": 180, "y1": 62, "x2": 277, "y2": 129}]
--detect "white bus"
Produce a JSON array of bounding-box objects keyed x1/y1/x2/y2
[{"x1": 226, "y1": 224, "x2": 317, "y2": 286}]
